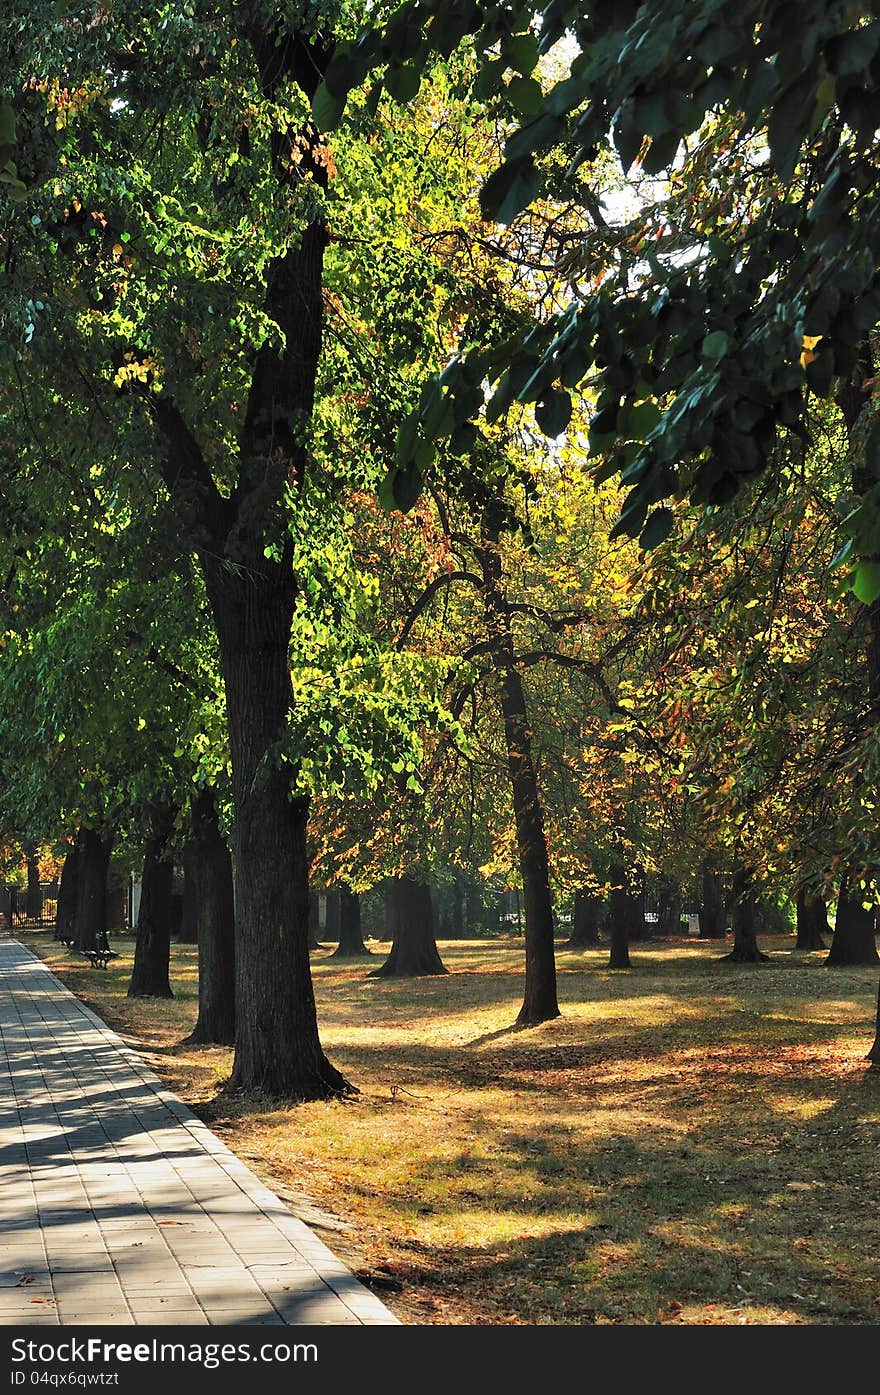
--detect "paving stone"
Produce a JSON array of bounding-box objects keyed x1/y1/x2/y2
[{"x1": 0, "y1": 936, "x2": 399, "y2": 1328}]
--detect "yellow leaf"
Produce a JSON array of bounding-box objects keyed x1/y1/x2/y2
[{"x1": 800, "y1": 333, "x2": 823, "y2": 368}]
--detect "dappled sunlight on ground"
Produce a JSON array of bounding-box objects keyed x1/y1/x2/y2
[{"x1": 24, "y1": 931, "x2": 880, "y2": 1325}]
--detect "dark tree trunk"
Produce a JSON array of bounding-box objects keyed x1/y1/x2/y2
[
  {"x1": 567, "y1": 890, "x2": 602, "y2": 947},
  {"x1": 324, "y1": 889, "x2": 341, "y2": 942},
  {"x1": 177, "y1": 836, "x2": 199, "y2": 943},
  {"x1": 202, "y1": 560, "x2": 349, "y2": 1098},
  {"x1": 827, "y1": 878, "x2": 880, "y2": 965},
  {"x1": 25, "y1": 847, "x2": 42, "y2": 921},
  {"x1": 867, "y1": 977, "x2": 880, "y2": 1066},
  {"x1": 477, "y1": 502, "x2": 559, "y2": 1026},
  {"x1": 128, "y1": 813, "x2": 175, "y2": 999},
  {"x1": 626, "y1": 887, "x2": 648, "y2": 941},
  {"x1": 656, "y1": 880, "x2": 682, "y2": 937},
  {"x1": 54, "y1": 833, "x2": 80, "y2": 941},
  {"x1": 699, "y1": 862, "x2": 725, "y2": 938},
  {"x1": 73, "y1": 828, "x2": 112, "y2": 952},
  {"x1": 795, "y1": 889, "x2": 829, "y2": 950},
  {"x1": 466, "y1": 881, "x2": 483, "y2": 935},
  {"x1": 307, "y1": 889, "x2": 324, "y2": 950},
  {"x1": 837, "y1": 352, "x2": 880, "y2": 1040},
  {"x1": 152, "y1": 27, "x2": 347, "y2": 1098},
  {"x1": 721, "y1": 867, "x2": 769, "y2": 962},
  {"x1": 371, "y1": 876, "x2": 447, "y2": 977},
  {"x1": 332, "y1": 887, "x2": 371, "y2": 958},
  {"x1": 607, "y1": 865, "x2": 632, "y2": 968},
  {"x1": 184, "y1": 788, "x2": 236, "y2": 1045},
  {"x1": 444, "y1": 873, "x2": 468, "y2": 938}
]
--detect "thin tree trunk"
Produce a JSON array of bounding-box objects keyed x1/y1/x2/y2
[
  {"x1": 371, "y1": 876, "x2": 447, "y2": 976},
  {"x1": 699, "y1": 862, "x2": 725, "y2": 938},
  {"x1": 324, "y1": 889, "x2": 341, "y2": 942},
  {"x1": 477, "y1": 501, "x2": 559, "y2": 1026},
  {"x1": 25, "y1": 847, "x2": 41, "y2": 921},
  {"x1": 184, "y1": 787, "x2": 236, "y2": 1045},
  {"x1": 627, "y1": 886, "x2": 648, "y2": 940},
  {"x1": 308, "y1": 889, "x2": 325, "y2": 950},
  {"x1": 73, "y1": 828, "x2": 112, "y2": 952},
  {"x1": 54, "y1": 833, "x2": 80, "y2": 941},
  {"x1": 656, "y1": 880, "x2": 682, "y2": 937},
  {"x1": 795, "y1": 888, "x2": 829, "y2": 950},
  {"x1": 827, "y1": 877, "x2": 880, "y2": 965},
  {"x1": 332, "y1": 887, "x2": 371, "y2": 958},
  {"x1": 128, "y1": 812, "x2": 175, "y2": 999},
  {"x1": 567, "y1": 890, "x2": 602, "y2": 947},
  {"x1": 836, "y1": 353, "x2": 880, "y2": 1031},
  {"x1": 177, "y1": 836, "x2": 199, "y2": 943},
  {"x1": 466, "y1": 881, "x2": 483, "y2": 935},
  {"x1": 867, "y1": 978, "x2": 880, "y2": 1066},
  {"x1": 721, "y1": 867, "x2": 769, "y2": 962},
  {"x1": 607, "y1": 864, "x2": 632, "y2": 968}
]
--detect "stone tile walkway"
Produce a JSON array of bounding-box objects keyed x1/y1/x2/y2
[{"x1": 0, "y1": 934, "x2": 398, "y2": 1326}]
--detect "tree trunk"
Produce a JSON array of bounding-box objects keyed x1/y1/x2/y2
[
  {"x1": 332, "y1": 887, "x2": 371, "y2": 958},
  {"x1": 699, "y1": 862, "x2": 725, "y2": 938},
  {"x1": 626, "y1": 886, "x2": 648, "y2": 941},
  {"x1": 153, "y1": 35, "x2": 346, "y2": 1097},
  {"x1": 25, "y1": 847, "x2": 42, "y2": 921},
  {"x1": 177, "y1": 836, "x2": 199, "y2": 943},
  {"x1": 324, "y1": 889, "x2": 341, "y2": 942},
  {"x1": 128, "y1": 813, "x2": 175, "y2": 999},
  {"x1": 567, "y1": 890, "x2": 602, "y2": 947},
  {"x1": 607, "y1": 864, "x2": 632, "y2": 968},
  {"x1": 836, "y1": 354, "x2": 880, "y2": 1036},
  {"x1": 54, "y1": 833, "x2": 80, "y2": 942},
  {"x1": 308, "y1": 889, "x2": 324, "y2": 950},
  {"x1": 656, "y1": 880, "x2": 682, "y2": 937},
  {"x1": 721, "y1": 867, "x2": 769, "y2": 962},
  {"x1": 203, "y1": 560, "x2": 349, "y2": 1099},
  {"x1": 827, "y1": 878, "x2": 880, "y2": 965},
  {"x1": 477, "y1": 502, "x2": 559, "y2": 1026},
  {"x1": 466, "y1": 881, "x2": 483, "y2": 935},
  {"x1": 867, "y1": 977, "x2": 880, "y2": 1066},
  {"x1": 184, "y1": 787, "x2": 236, "y2": 1045},
  {"x1": 371, "y1": 876, "x2": 447, "y2": 977},
  {"x1": 795, "y1": 888, "x2": 829, "y2": 950},
  {"x1": 73, "y1": 827, "x2": 112, "y2": 952}
]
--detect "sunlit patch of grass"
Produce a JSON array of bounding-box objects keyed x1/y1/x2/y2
[{"x1": 21, "y1": 929, "x2": 880, "y2": 1325}]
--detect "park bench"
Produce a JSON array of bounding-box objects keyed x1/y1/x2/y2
[
  {"x1": 82, "y1": 930, "x2": 118, "y2": 970},
  {"x1": 58, "y1": 931, "x2": 76, "y2": 950}
]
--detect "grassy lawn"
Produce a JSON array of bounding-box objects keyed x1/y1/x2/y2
[{"x1": 22, "y1": 929, "x2": 880, "y2": 1325}]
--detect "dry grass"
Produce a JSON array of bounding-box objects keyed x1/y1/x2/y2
[{"x1": 23, "y1": 930, "x2": 880, "y2": 1325}]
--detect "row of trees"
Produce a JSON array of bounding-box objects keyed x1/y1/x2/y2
[{"x1": 2, "y1": 3, "x2": 880, "y2": 1096}]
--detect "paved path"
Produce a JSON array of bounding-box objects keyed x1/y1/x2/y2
[{"x1": 0, "y1": 935, "x2": 398, "y2": 1327}]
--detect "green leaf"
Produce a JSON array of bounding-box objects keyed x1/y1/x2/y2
[
  {"x1": 853, "y1": 561, "x2": 880, "y2": 605},
  {"x1": 395, "y1": 409, "x2": 419, "y2": 465},
  {"x1": 0, "y1": 103, "x2": 15, "y2": 150},
  {"x1": 639, "y1": 506, "x2": 674, "y2": 549},
  {"x1": 624, "y1": 400, "x2": 662, "y2": 437},
  {"x1": 385, "y1": 64, "x2": 422, "y2": 104},
  {"x1": 474, "y1": 57, "x2": 507, "y2": 100},
  {"x1": 701, "y1": 331, "x2": 729, "y2": 362},
  {"x1": 535, "y1": 389, "x2": 572, "y2": 437},
  {"x1": 322, "y1": 50, "x2": 362, "y2": 101},
  {"x1": 479, "y1": 157, "x2": 541, "y2": 225},
  {"x1": 503, "y1": 32, "x2": 540, "y2": 76},
  {"x1": 312, "y1": 81, "x2": 346, "y2": 131},
  {"x1": 507, "y1": 76, "x2": 543, "y2": 116},
  {"x1": 392, "y1": 462, "x2": 423, "y2": 512}
]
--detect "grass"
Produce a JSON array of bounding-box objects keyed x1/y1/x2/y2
[{"x1": 21, "y1": 929, "x2": 880, "y2": 1325}]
